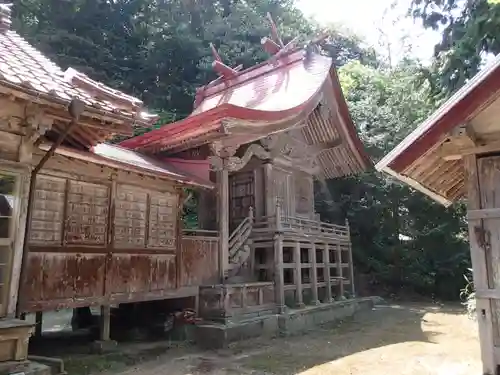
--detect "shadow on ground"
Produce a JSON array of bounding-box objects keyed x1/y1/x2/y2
[{"x1": 27, "y1": 302, "x2": 478, "y2": 375}]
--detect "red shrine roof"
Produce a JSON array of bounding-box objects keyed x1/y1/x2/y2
[
  {"x1": 376, "y1": 54, "x2": 500, "y2": 206},
  {"x1": 0, "y1": 4, "x2": 157, "y2": 148},
  {"x1": 121, "y1": 45, "x2": 371, "y2": 179}
]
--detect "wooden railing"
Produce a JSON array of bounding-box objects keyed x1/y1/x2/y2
[
  {"x1": 229, "y1": 206, "x2": 254, "y2": 262},
  {"x1": 252, "y1": 210, "x2": 350, "y2": 241}
]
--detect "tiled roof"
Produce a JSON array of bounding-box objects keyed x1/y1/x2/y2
[{"x1": 0, "y1": 11, "x2": 156, "y2": 125}]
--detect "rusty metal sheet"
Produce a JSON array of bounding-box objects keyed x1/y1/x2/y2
[{"x1": 180, "y1": 236, "x2": 219, "y2": 286}]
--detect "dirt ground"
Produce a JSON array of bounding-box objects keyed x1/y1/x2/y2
[{"x1": 64, "y1": 302, "x2": 482, "y2": 375}]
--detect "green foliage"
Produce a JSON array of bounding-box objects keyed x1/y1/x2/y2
[
  {"x1": 317, "y1": 61, "x2": 470, "y2": 300},
  {"x1": 410, "y1": 0, "x2": 500, "y2": 98}
]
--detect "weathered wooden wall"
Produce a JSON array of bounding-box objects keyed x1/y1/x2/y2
[
  {"x1": 179, "y1": 235, "x2": 218, "y2": 286},
  {"x1": 0, "y1": 97, "x2": 50, "y2": 317},
  {"x1": 18, "y1": 154, "x2": 219, "y2": 313}
]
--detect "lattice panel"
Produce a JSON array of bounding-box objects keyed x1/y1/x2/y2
[
  {"x1": 114, "y1": 185, "x2": 148, "y2": 248},
  {"x1": 294, "y1": 174, "x2": 313, "y2": 216},
  {"x1": 30, "y1": 176, "x2": 66, "y2": 244},
  {"x1": 65, "y1": 181, "x2": 109, "y2": 245},
  {"x1": 148, "y1": 192, "x2": 177, "y2": 248},
  {"x1": 229, "y1": 171, "x2": 254, "y2": 229}
]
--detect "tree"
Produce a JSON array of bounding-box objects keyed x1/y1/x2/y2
[
  {"x1": 410, "y1": 0, "x2": 500, "y2": 97},
  {"x1": 316, "y1": 60, "x2": 470, "y2": 299}
]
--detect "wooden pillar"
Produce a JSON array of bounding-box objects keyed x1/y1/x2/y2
[
  {"x1": 323, "y1": 243, "x2": 332, "y2": 303},
  {"x1": 464, "y1": 155, "x2": 496, "y2": 374},
  {"x1": 294, "y1": 241, "x2": 304, "y2": 307},
  {"x1": 346, "y1": 219, "x2": 355, "y2": 297},
  {"x1": 336, "y1": 242, "x2": 344, "y2": 298},
  {"x1": 274, "y1": 201, "x2": 285, "y2": 313},
  {"x1": 100, "y1": 305, "x2": 111, "y2": 341},
  {"x1": 264, "y1": 162, "x2": 274, "y2": 217},
  {"x1": 218, "y1": 167, "x2": 230, "y2": 281},
  {"x1": 34, "y1": 311, "x2": 43, "y2": 337},
  {"x1": 309, "y1": 243, "x2": 319, "y2": 305}
]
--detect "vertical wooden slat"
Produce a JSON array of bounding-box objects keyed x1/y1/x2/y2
[
  {"x1": 294, "y1": 241, "x2": 304, "y2": 307},
  {"x1": 309, "y1": 242, "x2": 319, "y2": 305},
  {"x1": 346, "y1": 219, "x2": 355, "y2": 296},
  {"x1": 324, "y1": 242, "x2": 332, "y2": 302},
  {"x1": 464, "y1": 154, "x2": 496, "y2": 374},
  {"x1": 60, "y1": 179, "x2": 69, "y2": 247}
]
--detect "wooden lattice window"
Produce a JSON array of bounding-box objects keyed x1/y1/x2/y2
[
  {"x1": 30, "y1": 176, "x2": 65, "y2": 244},
  {"x1": 148, "y1": 191, "x2": 177, "y2": 249},
  {"x1": 114, "y1": 185, "x2": 148, "y2": 248},
  {"x1": 65, "y1": 181, "x2": 109, "y2": 245}
]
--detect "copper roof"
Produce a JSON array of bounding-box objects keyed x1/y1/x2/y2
[
  {"x1": 39, "y1": 143, "x2": 213, "y2": 189},
  {"x1": 121, "y1": 47, "x2": 371, "y2": 179}
]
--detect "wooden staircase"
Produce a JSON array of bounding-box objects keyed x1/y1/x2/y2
[{"x1": 227, "y1": 207, "x2": 254, "y2": 278}]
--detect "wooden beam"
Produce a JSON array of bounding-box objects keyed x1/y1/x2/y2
[
  {"x1": 441, "y1": 140, "x2": 500, "y2": 161},
  {"x1": 450, "y1": 123, "x2": 478, "y2": 147}
]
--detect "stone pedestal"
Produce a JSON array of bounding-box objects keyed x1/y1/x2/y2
[{"x1": 0, "y1": 319, "x2": 34, "y2": 362}]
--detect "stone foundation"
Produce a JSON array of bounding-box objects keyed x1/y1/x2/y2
[{"x1": 195, "y1": 297, "x2": 378, "y2": 349}]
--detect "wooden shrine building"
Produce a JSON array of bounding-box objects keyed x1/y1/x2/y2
[
  {"x1": 121, "y1": 23, "x2": 372, "y2": 333},
  {"x1": 376, "y1": 55, "x2": 500, "y2": 375},
  {"x1": 0, "y1": 2, "x2": 375, "y2": 363}
]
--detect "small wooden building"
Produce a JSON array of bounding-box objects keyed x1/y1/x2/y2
[
  {"x1": 0, "y1": 3, "x2": 215, "y2": 362},
  {"x1": 121, "y1": 32, "x2": 371, "y2": 321},
  {"x1": 376, "y1": 55, "x2": 500, "y2": 375},
  {"x1": 20, "y1": 143, "x2": 214, "y2": 316}
]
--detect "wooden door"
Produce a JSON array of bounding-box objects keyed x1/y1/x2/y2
[
  {"x1": 229, "y1": 172, "x2": 255, "y2": 231},
  {"x1": 466, "y1": 155, "x2": 500, "y2": 374}
]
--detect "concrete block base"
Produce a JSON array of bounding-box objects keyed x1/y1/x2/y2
[
  {"x1": 195, "y1": 297, "x2": 378, "y2": 349},
  {"x1": 278, "y1": 297, "x2": 375, "y2": 335},
  {"x1": 195, "y1": 315, "x2": 279, "y2": 349}
]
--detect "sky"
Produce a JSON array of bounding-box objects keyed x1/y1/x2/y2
[{"x1": 295, "y1": 0, "x2": 442, "y2": 64}]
